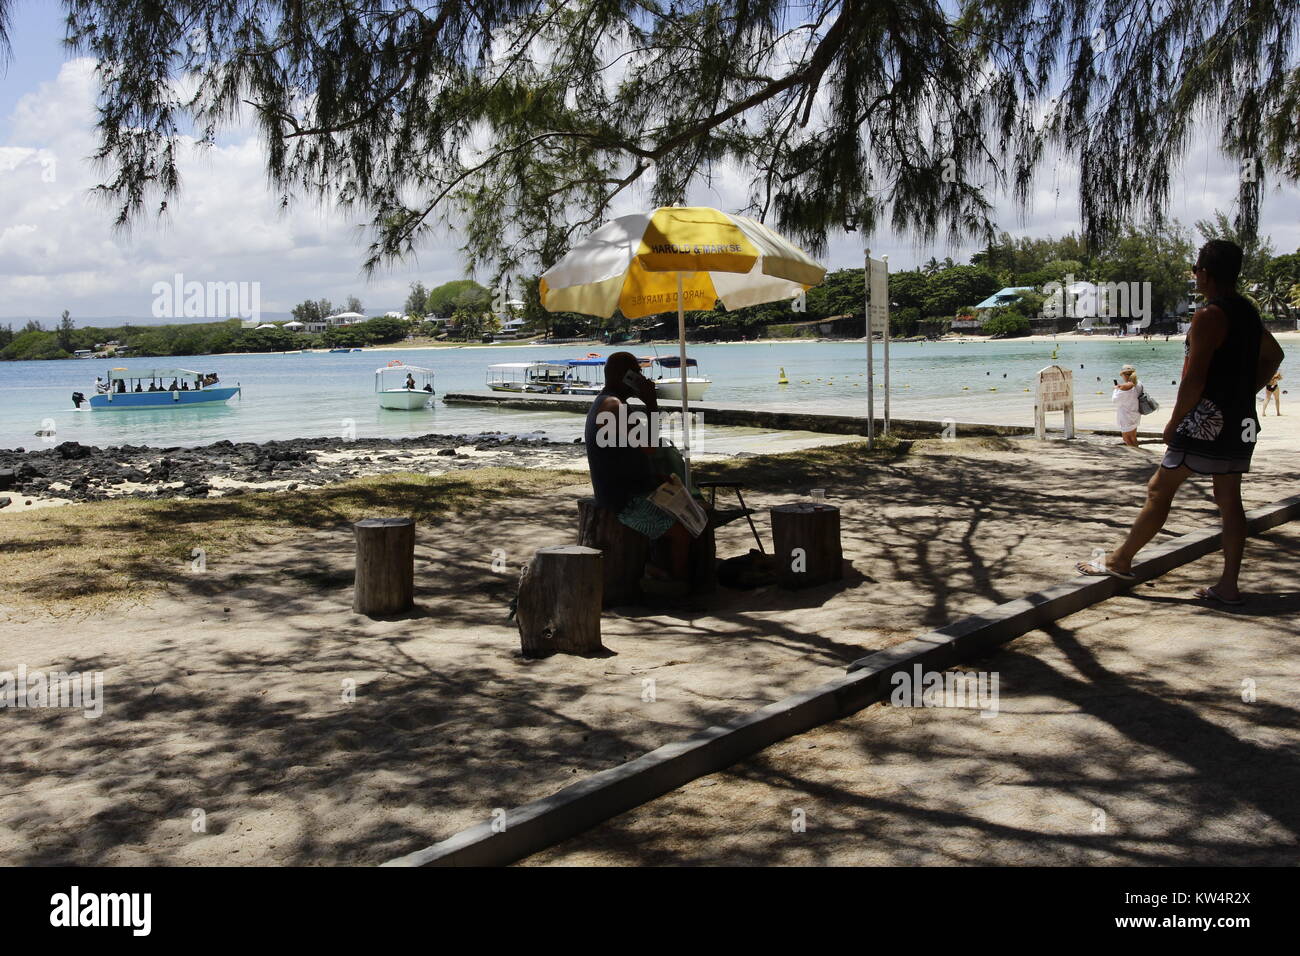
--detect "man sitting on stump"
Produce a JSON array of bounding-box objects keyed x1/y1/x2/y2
[{"x1": 584, "y1": 351, "x2": 691, "y2": 589}]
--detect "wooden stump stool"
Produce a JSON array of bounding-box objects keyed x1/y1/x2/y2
[
  {"x1": 771, "y1": 503, "x2": 843, "y2": 589},
  {"x1": 577, "y1": 496, "x2": 649, "y2": 606},
  {"x1": 353, "y1": 517, "x2": 415, "y2": 615},
  {"x1": 516, "y1": 545, "x2": 604, "y2": 657}
]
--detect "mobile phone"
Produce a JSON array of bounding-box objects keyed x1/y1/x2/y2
[
  {"x1": 623, "y1": 369, "x2": 644, "y2": 390},
  {"x1": 1113, "y1": 379, "x2": 1118, "y2": 385}
]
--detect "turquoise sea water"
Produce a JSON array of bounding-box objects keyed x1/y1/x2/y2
[{"x1": 0, "y1": 338, "x2": 1187, "y2": 450}]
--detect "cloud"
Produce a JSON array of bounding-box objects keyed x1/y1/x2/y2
[
  {"x1": 0, "y1": 59, "x2": 463, "y2": 321},
  {"x1": 1, "y1": 58, "x2": 1297, "y2": 322}
]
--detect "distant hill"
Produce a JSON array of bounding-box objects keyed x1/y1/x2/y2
[{"x1": 0, "y1": 311, "x2": 402, "y2": 329}]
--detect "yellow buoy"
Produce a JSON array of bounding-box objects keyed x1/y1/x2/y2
[{"x1": 778, "y1": 367, "x2": 789, "y2": 385}]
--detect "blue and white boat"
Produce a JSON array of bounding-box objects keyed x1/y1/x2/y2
[
  {"x1": 73, "y1": 367, "x2": 241, "y2": 409},
  {"x1": 560, "y1": 358, "x2": 607, "y2": 395}
]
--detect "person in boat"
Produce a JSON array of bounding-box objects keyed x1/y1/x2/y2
[
  {"x1": 181, "y1": 380, "x2": 189, "y2": 390},
  {"x1": 585, "y1": 351, "x2": 691, "y2": 587},
  {"x1": 134, "y1": 381, "x2": 142, "y2": 392},
  {"x1": 423, "y1": 382, "x2": 434, "y2": 392},
  {"x1": 405, "y1": 373, "x2": 416, "y2": 390},
  {"x1": 115, "y1": 378, "x2": 126, "y2": 393},
  {"x1": 95, "y1": 377, "x2": 109, "y2": 394},
  {"x1": 168, "y1": 378, "x2": 179, "y2": 390},
  {"x1": 147, "y1": 381, "x2": 158, "y2": 391}
]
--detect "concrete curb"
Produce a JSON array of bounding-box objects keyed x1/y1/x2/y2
[{"x1": 382, "y1": 493, "x2": 1300, "y2": 867}]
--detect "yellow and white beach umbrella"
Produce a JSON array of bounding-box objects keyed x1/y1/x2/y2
[{"x1": 540, "y1": 206, "x2": 825, "y2": 486}]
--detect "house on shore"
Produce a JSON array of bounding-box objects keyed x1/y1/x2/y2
[{"x1": 952, "y1": 287, "x2": 1036, "y2": 329}]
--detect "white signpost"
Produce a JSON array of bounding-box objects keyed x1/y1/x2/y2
[
  {"x1": 865, "y1": 251, "x2": 890, "y2": 447},
  {"x1": 1035, "y1": 364, "x2": 1075, "y2": 440}
]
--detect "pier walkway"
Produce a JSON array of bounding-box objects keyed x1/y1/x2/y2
[{"x1": 443, "y1": 391, "x2": 1159, "y2": 440}]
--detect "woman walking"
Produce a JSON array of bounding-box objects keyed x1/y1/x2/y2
[
  {"x1": 1260, "y1": 370, "x2": 1282, "y2": 416},
  {"x1": 1112, "y1": 364, "x2": 1142, "y2": 446},
  {"x1": 1076, "y1": 240, "x2": 1284, "y2": 606}
]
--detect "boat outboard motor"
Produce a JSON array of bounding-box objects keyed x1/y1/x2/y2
[{"x1": 71, "y1": 391, "x2": 86, "y2": 408}]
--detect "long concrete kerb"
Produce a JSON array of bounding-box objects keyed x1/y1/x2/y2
[{"x1": 382, "y1": 493, "x2": 1300, "y2": 867}]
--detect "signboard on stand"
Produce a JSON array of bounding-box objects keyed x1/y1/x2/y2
[
  {"x1": 868, "y1": 259, "x2": 889, "y2": 334},
  {"x1": 1035, "y1": 365, "x2": 1075, "y2": 439}
]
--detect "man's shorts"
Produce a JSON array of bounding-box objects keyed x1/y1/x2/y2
[{"x1": 617, "y1": 495, "x2": 676, "y2": 540}]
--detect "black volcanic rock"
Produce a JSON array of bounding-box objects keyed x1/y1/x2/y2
[{"x1": 56, "y1": 441, "x2": 94, "y2": 460}]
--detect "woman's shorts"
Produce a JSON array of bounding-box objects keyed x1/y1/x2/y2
[{"x1": 1161, "y1": 447, "x2": 1253, "y2": 474}]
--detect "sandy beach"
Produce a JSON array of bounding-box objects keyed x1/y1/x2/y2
[{"x1": 2, "y1": 424, "x2": 1296, "y2": 864}]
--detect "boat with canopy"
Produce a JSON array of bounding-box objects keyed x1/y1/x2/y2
[
  {"x1": 643, "y1": 355, "x2": 711, "y2": 401},
  {"x1": 486, "y1": 362, "x2": 572, "y2": 393},
  {"x1": 376, "y1": 361, "x2": 435, "y2": 409},
  {"x1": 73, "y1": 367, "x2": 240, "y2": 409}
]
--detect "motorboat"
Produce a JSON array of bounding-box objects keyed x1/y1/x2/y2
[
  {"x1": 643, "y1": 355, "x2": 711, "y2": 401},
  {"x1": 486, "y1": 362, "x2": 571, "y2": 393},
  {"x1": 561, "y1": 357, "x2": 606, "y2": 395},
  {"x1": 73, "y1": 367, "x2": 240, "y2": 409},
  {"x1": 376, "y1": 362, "x2": 434, "y2": 409}
]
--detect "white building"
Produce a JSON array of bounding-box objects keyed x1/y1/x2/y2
[{"x1": 303, "y1": 311, "x2": 366, "y2": 334}]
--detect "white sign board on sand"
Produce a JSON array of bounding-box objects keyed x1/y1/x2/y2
[{"x1": 1035, "y1": 364, "x2": 1075, "y2": 439}]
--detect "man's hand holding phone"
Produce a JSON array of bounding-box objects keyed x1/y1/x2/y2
[{"x1": 623, "y1": 368, "x2": 656, "y2": 405}]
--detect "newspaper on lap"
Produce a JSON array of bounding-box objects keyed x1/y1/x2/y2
[{"x1": 648, "y1": 474, "x2": 708, "y2": 538}]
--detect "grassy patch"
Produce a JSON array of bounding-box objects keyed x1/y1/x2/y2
[
  {"x1": 0, "y1": 467, "x2": 579, "y2": 614},
  {"x1": 0, "y1": 441, "x2": 942, "y2": 614},
  {"x1": 695, "y1": 437, "x2": 909, "y2": 490}
]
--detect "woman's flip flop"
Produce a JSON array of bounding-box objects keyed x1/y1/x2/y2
[
  {"x1": 1075, "y1": 561, "x2": 1136, "y2": 580},
  {"x1": 1194, "y1": 586, "x2": 1245, "y2": 606}
]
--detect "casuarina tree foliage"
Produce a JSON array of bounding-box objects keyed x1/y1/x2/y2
[{"x1": 2, "y1": 1, "x2": 1293, "y2": 276}]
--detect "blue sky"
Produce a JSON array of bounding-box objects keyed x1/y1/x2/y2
[{"x1": 1, "y1": 0, "x2": 1297, "y2": 323}]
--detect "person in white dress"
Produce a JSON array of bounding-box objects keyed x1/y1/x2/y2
[{"x1": 1112, "y1": 364, "x2": 1142, "y2": 446}]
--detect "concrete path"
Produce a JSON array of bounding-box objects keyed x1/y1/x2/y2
[{"x1": 525, "y1": 525, "x2": 1300, "y2": 866}]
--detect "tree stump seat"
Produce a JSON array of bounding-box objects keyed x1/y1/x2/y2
[
  {"x1": 353, "y1": 517, "x2": 416, "y2": 615},
  {"x1": 577, "y1": 496, "x2": 715, "y2": 606},
  {"x1": 516, "y1": 545, "x2": 605, "y2": 658}
]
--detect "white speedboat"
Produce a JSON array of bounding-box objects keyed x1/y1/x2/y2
[
  {"x1": 645, "y1": 355, "x2": 711, "y2": 401},
  {"x1": 376, "y1": 362, "x2": 434, "y2": 409}
]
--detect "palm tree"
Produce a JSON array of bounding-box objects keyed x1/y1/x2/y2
[{"x1": 1256, "y1": 274, "x2": 1293, "y2": 321}]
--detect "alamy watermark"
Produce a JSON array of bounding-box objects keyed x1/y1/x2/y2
[
  {"x1": 152, "y1": 272, "x2": 261, "y2": 322},
  {"x1": 0, "y1": 665, "x2": 103, "y2": 719},
  {"x1": 1040, "y1": 273, "x2": 1152, "y2": 330},
  {"x1": 889, "y1": 664, "x2": 999, "y2": 717},
  {"x1": 592, "y1": 404, "x2": 705, "y2": 452}
]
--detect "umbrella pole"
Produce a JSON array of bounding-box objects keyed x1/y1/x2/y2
[
  {"x1": 676, "y1": 271, "x2": 692, "y2": 489},
  {"x1": 865, "y1": 248, "x2": 874, "y2": 450}
]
